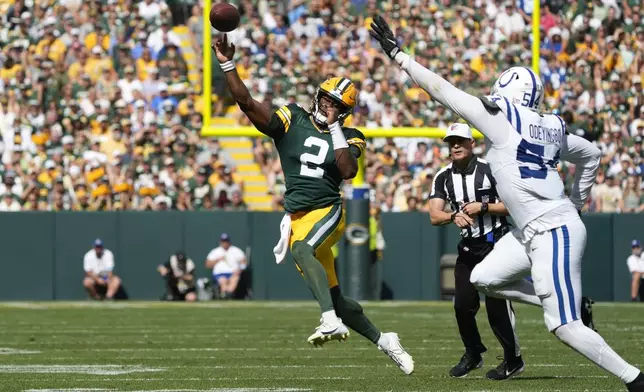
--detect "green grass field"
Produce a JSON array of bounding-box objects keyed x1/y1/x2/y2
[{"x1": 0, "y1": 301, "x2": 642, "y2": 392}]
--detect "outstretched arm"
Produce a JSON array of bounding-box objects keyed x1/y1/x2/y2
[
  {"x1": 369, "y1": 16, "x2": 511, "y2": 146},
  {"x1": 213, "y1": 35, "x2": 282, "y2": 139},
  {"x1": 561, "y1": 134, "x2": 601, "y2": 211}
]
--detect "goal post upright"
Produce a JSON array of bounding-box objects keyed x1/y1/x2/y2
[
  {"x1": 532, "y1": 0, "x2": 540, "y2": 76},
  {"x1": 202, "y1": 0, "x2": 212, "y2": 129}
]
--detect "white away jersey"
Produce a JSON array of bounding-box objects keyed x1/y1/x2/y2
[{"x1": 483, "y1": 95, "x2": 575, "y2": 231}]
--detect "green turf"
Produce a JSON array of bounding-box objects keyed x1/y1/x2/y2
[{"x1": 0, "y1": 301, "x2": 642, "y2": 392}]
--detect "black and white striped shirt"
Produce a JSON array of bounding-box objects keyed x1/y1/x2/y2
[{"x1": 430, "y1": 157, "x2": 508, "y2": 239}]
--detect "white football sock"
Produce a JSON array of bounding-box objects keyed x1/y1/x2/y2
[
  {"x1": 321, "y1": 310, "x2": 340, "y2": 325},
  {"x1": 555, "y1": 320, "x2": 640, "y2": 383},
  {"x1": 479, "y1": 279, "x2": 541, "y2": 307}
]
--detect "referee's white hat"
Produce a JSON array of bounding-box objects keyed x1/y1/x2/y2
[{"x1": 443, "y1": 123, "x2": 473, "y2": 141}]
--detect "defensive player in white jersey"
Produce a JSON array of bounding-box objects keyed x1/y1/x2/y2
[{"x1": 370, "y1": 16, "x2": 644, "y2": 391}]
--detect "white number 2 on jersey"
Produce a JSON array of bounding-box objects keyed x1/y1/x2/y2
[{"x1": 299, "y1": 136, "x2": 329, "y2": 178}]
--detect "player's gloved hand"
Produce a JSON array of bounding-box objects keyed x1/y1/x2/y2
[{"x1": 369, "y1": 15, "x2": 401, "y2": 60}]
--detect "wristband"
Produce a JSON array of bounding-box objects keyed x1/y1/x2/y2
[
  {"x1": 328, "y1": 122, "x2": 349, "y2": 150},
  {"x1": 481, "y1": 201, "x2": 488, "y2": 215},
  {"x1": 220, "y1": 60, "x2": 235, "y2": 73},
  {"x1": 450, "y1": 211, "x2": 458, "y2": 222}
]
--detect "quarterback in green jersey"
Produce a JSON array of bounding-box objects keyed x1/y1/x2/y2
[{"x1": 214, "y1": 34, "x2": 413, "y2": 374}]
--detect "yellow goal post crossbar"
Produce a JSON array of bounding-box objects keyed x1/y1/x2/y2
[
  {"x1": 200, "y1": 126, "x2": 484, "y2": 186},
  {"x1": 200, "y1": 126, "x2": 483, "y2": 139}
]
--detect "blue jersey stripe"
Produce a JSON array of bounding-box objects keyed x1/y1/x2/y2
[
  {"x1": 561, "y1": 225, "x2": 576, "y2": 321},
  {"x1": 551, "y1": 228, "x2": 567, "y2": 325},
  {"x1": 513, "y1": 105, "x2": 522, "y2": 134},
  {"x1": 503, "y1": 97, "x2": 513, "y2": 127},
  {"x1": 525, "y1": 67, "x2": 538, "y2": 109}
]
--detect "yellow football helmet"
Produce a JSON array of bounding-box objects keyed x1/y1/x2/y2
[{"x1": 311, "y1": 77, "x2": 357, "y2": 126}]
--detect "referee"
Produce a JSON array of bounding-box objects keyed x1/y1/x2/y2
[{"x1": 429, "y1": 123, "x2": 524, "y2": 380}]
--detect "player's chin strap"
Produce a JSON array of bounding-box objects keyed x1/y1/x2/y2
[
  {"x1": 312, "y1": 102, "x2": 328, "y2": 125},
  {"x1": 328, "y1": 121, "x2": 349, "y2": 150}
]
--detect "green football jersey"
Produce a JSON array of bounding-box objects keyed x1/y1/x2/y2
[{"x1": 266, "y1": 104, "x2": 366, "y2": 213}]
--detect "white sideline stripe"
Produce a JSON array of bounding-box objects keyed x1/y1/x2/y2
[
  {"x1": 0, "y1": 300, "x2": 628, "y2": 310},
  {"x1": 1, "y1": 302, "x2": 49, "y2": 309},
  {"x1": 0, "y1": 365, "x2": 165, "y2": 375},
  {"x1": 20, "y1": 377, "x2": 354, "y2": 382},
  {"x1": 0, "y1": 301, "x2": 467, "y2": 310}
]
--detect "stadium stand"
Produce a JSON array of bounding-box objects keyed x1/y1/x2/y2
[{"x1": 0, "y1": 0, "x2": 641, "y2": 213}]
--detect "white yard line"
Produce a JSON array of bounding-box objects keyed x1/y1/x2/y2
[
  {"x1": 0, "y1": 365, "x2": 165, "y2": 375},
  {"x1": 0, "y1": 347, "x2": 41, "y2": 355},
  {"x1": 24, "y1": 389, "x2": 311, "y2": 392}
]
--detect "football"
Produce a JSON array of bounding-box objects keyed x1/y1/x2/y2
[{"x1": 209, "y1": 3, "x2": 240, "y2": 32}]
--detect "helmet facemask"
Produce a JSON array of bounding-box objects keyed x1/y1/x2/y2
[{"x1": 310, "y1": 89, "x2": 351, "y2": 128}]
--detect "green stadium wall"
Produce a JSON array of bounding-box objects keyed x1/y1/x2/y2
[{"x1": 0, "y1": 212, "x2": 637, "y2": 302}]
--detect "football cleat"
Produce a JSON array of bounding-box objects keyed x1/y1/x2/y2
[
  {"x1": 486, "y1": 356, "x2": 525, "y2": 380},
  {"x1": 307, "y1": 319, "x2": 350, "y2": 347},
  {"x1": 377, "y1": 332, "x2": 414, "y2": 375},
  {"x1": 626, "y1": 372, "x2": 644, "y2": 391},
  {"x1": 581, "y1": 296, "x2": 597, "y2": 331},
  {"x1": 449, "y1": 350, "x2": 483, "y2": 378}
]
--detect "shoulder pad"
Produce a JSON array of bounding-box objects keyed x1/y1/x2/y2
[
  {"x1": 275, "y1": 105, "x2": 294, "y2": 132},
  {"x1": 479, "y1": 95, "x2": 502, "y2": 114}
]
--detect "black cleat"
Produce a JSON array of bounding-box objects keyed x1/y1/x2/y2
[
  {"x1": 626, "y1": 372, "x2": 644, "y2": 391},
  {"x1": 449, "y1": 351, "x2": 483, "y2": 378},
  {"x1": 581, "y1": 297, "x2": 597, "y2": 332},
  {"x1": 486, "y1": 356, "x2": 525, "y2": 380}
]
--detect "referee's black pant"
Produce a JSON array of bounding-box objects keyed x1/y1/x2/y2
[{"x1": 454, "y1": 227, "x2": 519, "y2": 361}]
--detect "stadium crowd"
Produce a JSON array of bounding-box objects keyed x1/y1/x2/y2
[{"x1": 0, "y1": 0, "x2": 642, "y2": 213}]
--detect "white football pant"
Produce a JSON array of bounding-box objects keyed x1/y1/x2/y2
[
  {"x1": 470, "y1": 228, "x2": 541, "y2": 310},
  {"x1": 471, "y1": 219, "x2": 585, "y2": 331},
  {"x1": 471, "y1": 218, "x2": 641, "y2": 383}
]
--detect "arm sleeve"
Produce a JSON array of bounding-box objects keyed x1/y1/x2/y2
[
  {"x1": 560, "y1": 134, "x2": 601, "y2": 210},
  {"x1": 266, "y1": 111, "x2": 286, "y2": 140},
  {"x1": 345, "y1": 128, "x2": 366, "y2": 158},
  {"x1": 429, "y1": 169, "x2": 448, "y2": 200},
  {"x1": 394, "y1": 52, "x2": 511, "y2": 146}
]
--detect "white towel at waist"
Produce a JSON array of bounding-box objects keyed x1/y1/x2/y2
[{"x1": 273, "y1": 214, "x2": 291, "y2": 264}]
